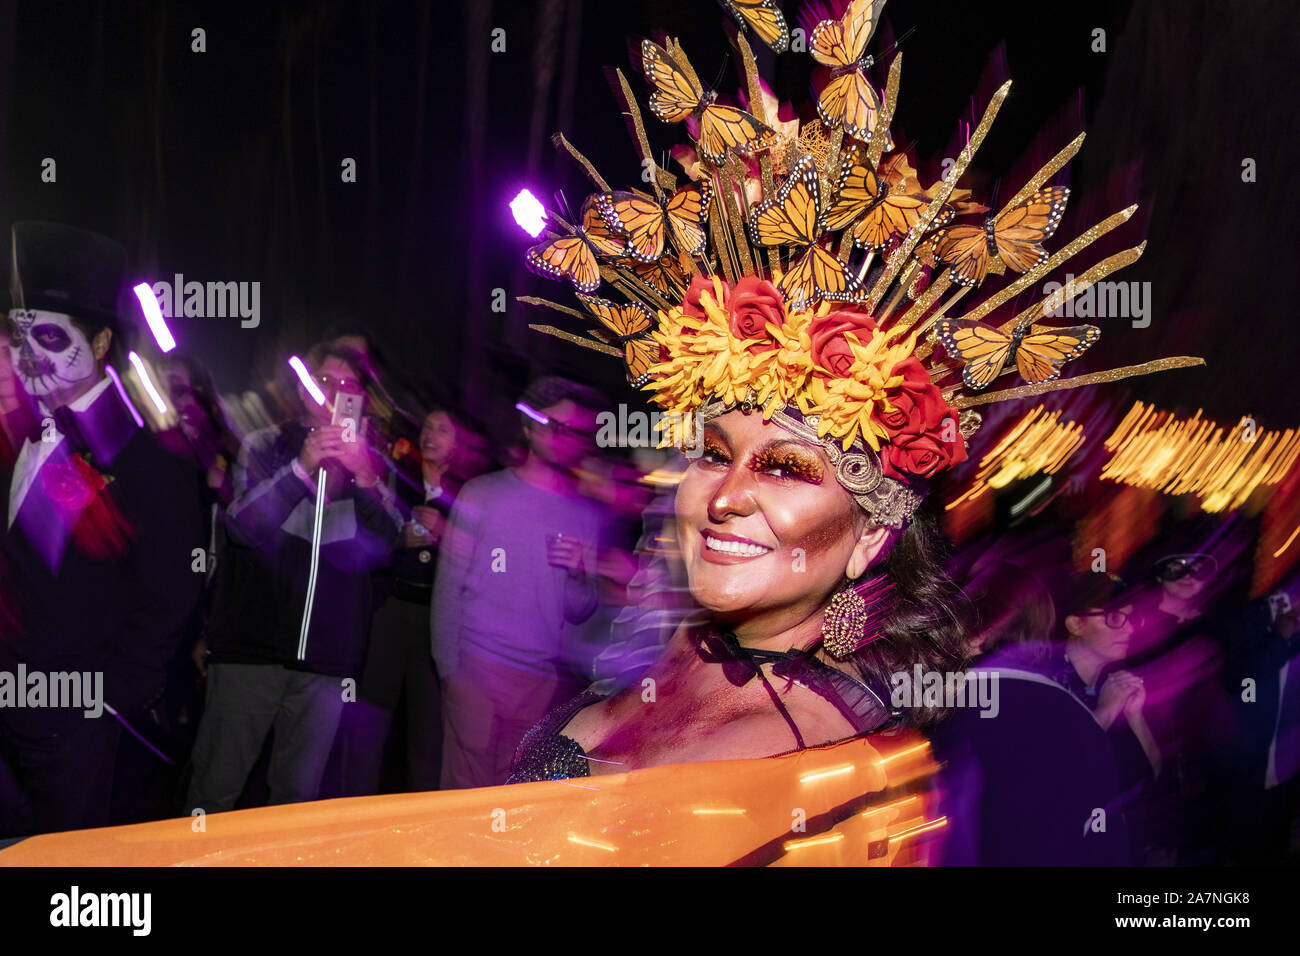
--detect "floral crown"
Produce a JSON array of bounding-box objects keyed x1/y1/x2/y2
[{"x1": 520, "y1": 0, "x2": 1202, "y2": 528}]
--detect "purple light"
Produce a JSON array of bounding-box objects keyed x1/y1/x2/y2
[
  {"x1": 104, "y1": 364, "x2": 145, "y2": 427},
  {"x1": 127, "y1": 351, "x2": 169, "y2": 415},
  {"x1": 515, "y1": 400, "x2": 548, "y2": 425},
  {"x1": 510, "y1": 189, "x2": 547, "y2": 237},
  {"x1": 133, "y1": 282, "x2": 176, "y2": 353},
  {"x1": 289, "y1": 355, "x2": 326, "y2": 405}
]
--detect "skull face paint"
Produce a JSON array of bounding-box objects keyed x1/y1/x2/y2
[{"x1": 7, "y1": 309, "x2": 97, "y2": 397}]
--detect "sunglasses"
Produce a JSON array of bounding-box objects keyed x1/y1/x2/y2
[
  {"x1": 1156, "y1": 555, "x2": 1216, "y2": 582},
  {"x1": 1078, "y1": 609, "x2": 1141, "y2": 630}
]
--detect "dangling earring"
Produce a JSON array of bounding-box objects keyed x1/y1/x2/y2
[{"x1": 821, "y1": 573, "x2": 893, "y2": 660}]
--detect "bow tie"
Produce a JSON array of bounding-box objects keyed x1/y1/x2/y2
[{"x1": 696, "y1": 631, "x2": 803, "y2": 688}]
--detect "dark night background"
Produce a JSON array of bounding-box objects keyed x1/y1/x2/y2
[{"x1": 1, "y1": 0, "x2": 1297, "y2": 444}]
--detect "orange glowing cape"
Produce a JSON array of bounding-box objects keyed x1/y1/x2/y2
[{"x1": 0, "y1": 731, "x2": 942, "y2": 866}]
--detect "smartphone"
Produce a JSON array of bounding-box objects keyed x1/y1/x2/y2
[{"x1": 332, "y1": 389, "x2": 365, "y2": 430}]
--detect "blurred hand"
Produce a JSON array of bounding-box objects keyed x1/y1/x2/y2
[
  {"x1": 299, "y1": 425, "x2": 346, "y2": 473},
  {"x1": 406, "y1": 506, "x2": 446, "y2": 547},
  {"x1": 546, "y1": 536, "x2": 586, "y2": 578},
  {"x1": 334, "y1": 433, "x2": 379, "y2": 487},
  {"x1": 1097, "y1": 670, "x2": 1144, "y2": 728}
]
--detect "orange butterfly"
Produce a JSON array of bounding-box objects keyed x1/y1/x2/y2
[
  {"x1": 748, "y1": 155, "x2": 857, "y2": 309},
  {"x1": 822, "y1": 146, "x2": 949, "y2": 250},
  {"x1": 525, "y1": 197, "x2": 627, "y2": 293},
  {"x1": 596, "y1": 181, "x2": 712, "y2": 261},
  {"x1": 642, "y1": 39, "x2": 775, "y2": 166},
  {"x1": 935, "y1": 186, "x2": 1070, "y2": 287},
  {"x1": 811, "y1": 0, "x2": 890, "y2": 143},
  {"x1": 577, "y1": 294, "x2": 660, "y2": 385},
  {"x1": 718, "y1": 0, "x2": 790, "y2": 53},
  {"x1": 934, "y1": 319, "x2": 1099, "y2": 390},
  {"x1": 629, "y1": 255, "x2": 689, "y2": 299}
]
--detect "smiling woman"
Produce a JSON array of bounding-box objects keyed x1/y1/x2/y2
[
  {"x1": 508, "y1": 0, "x2": 1201, "y2": 787},
  {"x1": 508, "y1": 397, "x2": 972, "y2": 784}
]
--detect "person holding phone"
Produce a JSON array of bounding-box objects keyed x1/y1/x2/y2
[{"x1": 186, "y1": 341, "x2": 402, "y2": 815}]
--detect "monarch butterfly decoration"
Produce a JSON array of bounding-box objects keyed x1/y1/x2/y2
[
  {"x1": 629, "y1": 254, "x2": 690, "y2": 299},
  {"x1": 596, "y1": 181, "x2": 713, "y2": 262},
  {"x1": 821, "y1": 146, "x2": 950, "y2": 250},
  {"x1": 811, "y1": 0, "x2": 889, "y2": 143},
  {"x1": 577, "y1": 293, "x2": 660, "y2": 385},
  {"x1": 642, "y1": 38, "x2": 776, "y2": 166},
  {"x1": 933, "y1": 318, "x2": 1100, "y2": 390},
  {"x1": 718, "y1": 0, "x2": 790, "y2": 53},
  {"x1": 748, "y1": 155, "x2": 857, "y2": 309},
  {"x1": 935, "y1": 186, "x2": 1070, "y2": 287},
  {"x1": 525, "y1": 196, "x2": 628, "y2": 293}
]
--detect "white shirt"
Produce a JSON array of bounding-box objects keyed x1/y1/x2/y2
[{"x1": 8, "y1": 376, "x2": 113, "y2": 529}]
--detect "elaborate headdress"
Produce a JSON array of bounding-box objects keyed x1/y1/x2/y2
[{"x1": 521, "y1": 0, "x2": 1202, "y2": 529}]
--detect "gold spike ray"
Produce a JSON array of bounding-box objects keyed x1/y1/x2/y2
[
  {"x1": 950, "y1": 356, "x2": 1206, "y2": 409},
  {"x1": 866, "y1": 80, "x2": 1013, "y2": 311}
]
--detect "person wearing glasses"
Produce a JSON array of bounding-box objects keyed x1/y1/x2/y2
[
  {"x1": 432, "y1": 376, "x2": 605, "y2": 789},
  {"x1": 187, "y1": 341, "x2": 403, "y2": 815},
  {"x1": 1051, "y1": 573, "x2": 1162, "y2": 861}
]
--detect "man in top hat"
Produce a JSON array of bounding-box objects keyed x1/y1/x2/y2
[{"x1": 0, "y1": 221, "x2": 205, "y2": 836}]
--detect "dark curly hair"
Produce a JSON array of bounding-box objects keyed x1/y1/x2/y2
[{"x1": 835, "y1": 506, "x2": 973, "y2": 731}]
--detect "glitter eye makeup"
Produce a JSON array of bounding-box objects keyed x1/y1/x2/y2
[
  {"x1": 749, "y1": 445, "x2": 824, "y2": 483},
  {"x1": 700, "y1": 437, "x2": 731, "y2": 465}
]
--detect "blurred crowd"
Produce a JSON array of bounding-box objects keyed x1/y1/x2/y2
[{"x1": 2, "y1": 312, "x2": 1298, "y2": 866}]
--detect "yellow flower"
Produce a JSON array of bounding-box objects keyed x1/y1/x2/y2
[{"x1": 807, "y1": 330, "x2": 916, "y2": 450}]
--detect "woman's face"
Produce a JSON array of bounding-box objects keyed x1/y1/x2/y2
[
  {"x1": 1071, "y1": 605, "x2": 1135, "y2": 662},
  {"x1": 675, "y1": 410, "x2": 868, "y2": 632},
  {"x1": 420, "y1": 411, "x2": 457, "y2": 467}
]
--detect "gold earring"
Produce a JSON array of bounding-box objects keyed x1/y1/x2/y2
[{"x1": 821, "y1": 574, "x2": 893, "y2": 660}]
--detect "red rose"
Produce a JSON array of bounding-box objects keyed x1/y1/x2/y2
[
  {"x1": 727, "y1": 276, "x2": 786, "y2": 345},
  {"x1": 875, "y1": 357, "x2": 950, "y2": 440},
  {"x1": 680, "y1": 276, "x2": 719, "y2": 319},
  {"x1": 41, "y1": 460, "x2": 96, "y2": 512},
  {"x1": 809, "y1": 310, "x2": 879, "y2": 378},
  {"x1": 883, "y1": 424, "x2": 968, "y2": 480}
]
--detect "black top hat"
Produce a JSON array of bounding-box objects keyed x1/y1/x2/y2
[{"x1": 8, "y1": 221, "x2": 126, "y2": 332}]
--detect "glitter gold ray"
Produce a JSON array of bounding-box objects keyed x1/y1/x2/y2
[
  {"x1": 721, "y1": 163, "x2": 755, "y2": 275},
  {"x1": 525, "y1": 324, "x2": 624, "y2": 357},
  {"x1": 960, "y1": 205, "x2": 1139, "y2": 325},
  {"x1": 866, "y1": 54, "x2": 903, "y2": 170},
  {"x1": 866, "y1": 80, "x2": 1013, "y2": 311},
  {"x1": 949, "y1": 357, "x2": 1206, "y2": 408},
  {"x1": 1000, "y1": 132, "x2": 1086, "y2": 214},
  {"x1": 737, "y1": 34, "x2": 766, "y2": 125},
  {"x1": 1004, "y1": 243, "x2": 1146, "y2": 333},
  {"x1": 552, "y1": 133, "x2": 611, "y2": 192},
  {"x1": 615, "y1": 68, "x2": 667, "y2": 200}
]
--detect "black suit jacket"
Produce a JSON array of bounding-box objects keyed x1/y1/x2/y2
[
  {"x1": 1218, "y1": 599, "x2": 1300, "y2": 787},
  {"x1": 0, "y1": 381, "x2": 205, "y2": 733}
]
